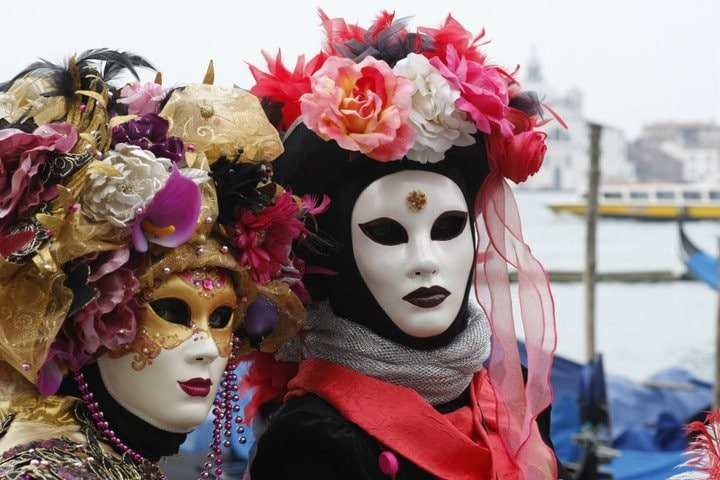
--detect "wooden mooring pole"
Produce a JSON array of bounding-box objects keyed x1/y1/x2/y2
[
  {"x1": 585, "y1": 123, "x2": 602, "y2": 364},
  {"x1": 715, "y1": 238, "x2": 720, "y2": 410}
]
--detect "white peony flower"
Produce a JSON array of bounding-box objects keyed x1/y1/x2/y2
[
  {"x1": 394, "y1": 53, "x2": 478, "y2": 163},
  {"x1": 81, "y1": 143, "x2": 172, "y2": 228}
]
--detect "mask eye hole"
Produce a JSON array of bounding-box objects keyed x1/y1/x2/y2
[
  {"x1": 149, "y1": 298, "x2": 190, "y2": 327},
  {"x1": 210, "y1": 306, "x2": 234, "y2": 329},
  {"x1": 431, "y1": 211, "x2": 468, "y2": 241},
  {"x1": 358, "y1": 217, "x2": 408, "y2": 246}
]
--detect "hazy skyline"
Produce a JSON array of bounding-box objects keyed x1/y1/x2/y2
[{"x1": 3, "y1": 1, "x2": 718, "y2": 139}]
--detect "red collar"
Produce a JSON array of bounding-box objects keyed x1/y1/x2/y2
[{"x1": 287, "y1": 358, "x2": 500, "y2": 479}]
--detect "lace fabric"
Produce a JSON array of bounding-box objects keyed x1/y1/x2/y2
[{"x1": 277, "y1": 301, "x2": 491, "y2": 405}]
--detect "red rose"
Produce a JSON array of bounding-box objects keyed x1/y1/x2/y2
[{"x1": 500, "y1": 130, "x2": 547, "y2": 184}]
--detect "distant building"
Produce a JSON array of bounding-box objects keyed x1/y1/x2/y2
[
  {"x1": 634, "y1": 122, "x2": 720, "y2": 183},
  {"x1": 519, "y1": 52, "x2": 634, "y2": 191},
  {"x1": 628, "y1": 140, "x2": 683, "y2": 182}
]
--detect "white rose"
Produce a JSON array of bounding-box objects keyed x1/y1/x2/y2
[
  {"x1": 394, "y1": 53, "x2": 477, "y2": 163},
  {"x1": 81, "y1": 143, "x2": 172, "y2": 228}
]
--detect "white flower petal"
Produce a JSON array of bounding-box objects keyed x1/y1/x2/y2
[{"x1": 394, "y1": 53, "x2": 478, "y2": 163}]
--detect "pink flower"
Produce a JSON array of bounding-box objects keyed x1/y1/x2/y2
[
  {"x1": 231, "y1": 191, "x2": 305, "y2": 283},
  {"x1": 300, "y1": 55, "x2": 416, "y2": 162},
  {"x1": 117, "y1": 82, "x2": 166, "y2": 115},
  {"x1": 0, "y1": 123, "x2": 77, "y2": 230},
  {"x1": 430, "y1": 46, "x2": 512, "y2": 137}
]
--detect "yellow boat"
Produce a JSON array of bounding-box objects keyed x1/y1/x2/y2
[{"x1": 547, "y1": 183, "x2": 720, "y2": 220}]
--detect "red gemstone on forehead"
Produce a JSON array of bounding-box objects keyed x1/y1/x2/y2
[{"x1": 202, "y1": 278, "x2": 214, "y2": 290}]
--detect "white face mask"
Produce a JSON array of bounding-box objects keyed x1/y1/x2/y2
[
  {"x1": 351, "y1": 170, "x2": 474, "y2": 338},
  {"x1": 97, "y1": 268, "x2": 237, "y2": 433}
]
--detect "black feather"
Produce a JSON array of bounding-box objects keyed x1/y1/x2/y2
[
  {"x1": 0, "y1": 59, "x2": 66, "y2": 93},
  {"x1": 0, "y1": 49, "x2": 155, "y2": 98},
  {"x1": 332, "y1": 16, "x2": 434, "y2": 66},
  {"x1": 76, "y1": 48, "x2": 155, "y2": 82},
  {"x1": 209, "y1": 156, "x2": 273, "y2": 224},
  {"x1": 509, "y1": 90, "x2": 545, "y2": 119}
]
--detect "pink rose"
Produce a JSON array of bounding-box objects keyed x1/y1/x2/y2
[
  {"x1": 117, "y1": 82, "x2": 166, "y2": 115},
  {"x1": 0, "y1": 123, "x2": 77, "y2": 231},
  {"x1": 499, "y1": 130, "x2": 547, "y2": 184},
  {"x1": 300, "y1": 56, "x2": 416, "y2": 162},
  {"x1": 430, "y1": 46, "x2": 512, "y2": 137}
]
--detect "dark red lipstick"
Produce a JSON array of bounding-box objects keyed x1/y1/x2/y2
[
  {"x1": 178, "y1": 378, "x2": 212, "y2": 397},
  {"x1": 402, "y1": 286, "x2": 450, "y2": 308}
]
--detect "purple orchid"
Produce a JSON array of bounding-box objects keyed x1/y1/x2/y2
[{"x1": 131, "y1": 165, "x2": 201, "y2": 252}]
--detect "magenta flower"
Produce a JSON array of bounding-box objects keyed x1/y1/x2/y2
[
  {"x1": 131, "y1": 165, "x2": 201, "y2": 252},
  {"x1": 300, "y1": 55, "x2": 416, "y2": 162},
  {"x1": 0, "y1": 123, "x2": 77, "y2": 230},
  {"x1": 430, "y1": 45, "x2": 512, "y2": 137},
  {"x1": 37, "y1": 340, "x2": 91, "y2": 395},
  {"x1": 231, "y1": 191, "x2": 304, "y2": 283},
  {"x1": 117, "y1": 81, "x2": 166, "y2": 115}
]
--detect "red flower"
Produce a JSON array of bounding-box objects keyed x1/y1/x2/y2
[
  {"x1": 418, "y1": 14, "x2": 488, "y2": 64},
  {"x1": 249, "y1": 50, "x2": 327, "y2": 131},
  {"x1": 488, "y1": 107, "x2": 548, "y2": 184},
  {"x1": 500, "y1": 130, "x2": 547, "y2": 183},
  {"x1": 231, "y1": 191, "x2": 305, "y2": 283}
]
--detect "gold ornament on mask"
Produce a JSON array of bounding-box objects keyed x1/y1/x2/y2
[
  {"x1": 111, "y1": 268, "x2": 237, "y2": 370},
  {"x1": 406, "y1": 190, "x2": 428, "y2": 212}
]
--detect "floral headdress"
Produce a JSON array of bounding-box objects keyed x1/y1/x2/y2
[
  {"x1": 0, "y1": 52, "x2": 316, "y2": 396},
  {"x1": 248, "y1": 10, "x2": 561, "y2": 478}
]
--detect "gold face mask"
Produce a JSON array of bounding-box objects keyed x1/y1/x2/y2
[{"x1": 110, "y1": 268, "x2": 237, "y2": 370}]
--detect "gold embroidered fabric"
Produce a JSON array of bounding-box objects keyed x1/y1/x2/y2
[
  {"x1": 0, "y1": 401, "x2": 160, "y2": 479},
  {"x1": 160, "y1": 84, "x2": 283, "y2": 164}
]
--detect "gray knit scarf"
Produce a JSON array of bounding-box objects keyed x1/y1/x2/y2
[{"x1": 276, "y1": 301, "x2": 492, "y2": 405}]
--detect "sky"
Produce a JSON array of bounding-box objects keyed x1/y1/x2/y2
[{"x1": 3, "y1": 0, "x2": 719, "y2": 140}]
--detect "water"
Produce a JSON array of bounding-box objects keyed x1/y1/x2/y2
[{"x1": 513, "y1": 190, "x2": 719, "y2": 382}]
